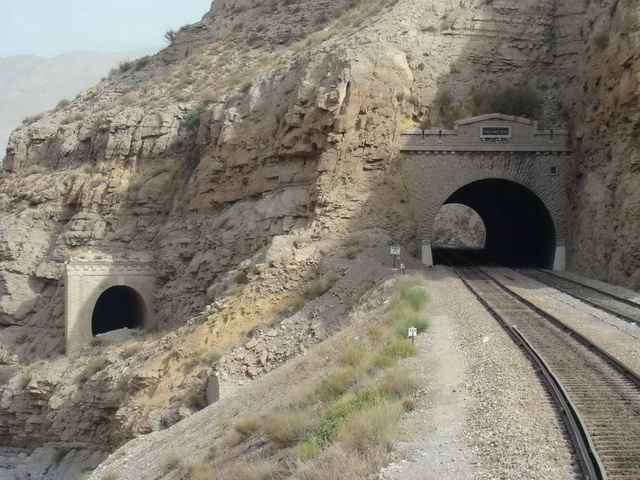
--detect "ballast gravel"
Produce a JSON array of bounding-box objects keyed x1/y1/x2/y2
[{"x1": 379, "y1": 266, "x2": 582, "y2": 480}]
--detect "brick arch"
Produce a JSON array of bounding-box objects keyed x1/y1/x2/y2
[
  {"x1": 65, "y1": 257, "x2": 155, "y2": 354},
  {"x1": 401, "y1": 152, "x2": 569, "y2": 269},
  {"x1": 421, "y1": 166, "x2": 566, "y2": 244}
]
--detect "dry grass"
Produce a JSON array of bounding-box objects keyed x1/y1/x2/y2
[
  {"x1": 233, "y1": 416, "x2": 261, "y2": 438},
  {"x1": 380, "y1": 365, "x2": 420, "y2": 398},
  {"x1": 383, "y1": 339, "x2": 419, "y2": 359},
  {"x1": 227, "y1": 459, "x2": 282, "y2": 480},
  {"x1": 316, "y1": 366, "x2": 365, "y2": 401},
  {"x1": 337, "y1": 400, "x2": 403, "y2": 455},
  {"x1": 336, "y1": 343, "x2": 368, "y2": 368},
  {"x1": 263, "y1": 409, "x2": 317, "y2": 447},
  {"x1": 188, "y1": 462, "x2": 214, "y2": 480},
  {"x1": 294, "y1": 445, "x2": 370, "y2": 479}
]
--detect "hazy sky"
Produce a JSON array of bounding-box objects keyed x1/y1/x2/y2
[{"x1": 0, "y1": 0, "x2": 213, "y2": 57}]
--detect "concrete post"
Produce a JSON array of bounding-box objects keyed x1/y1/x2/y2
[{"x1": 421, "y1": 238, "x2": 433, "y2": 266}]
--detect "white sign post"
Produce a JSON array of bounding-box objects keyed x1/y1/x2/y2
[
  {"x1": 408, "y1": 327, "x2": 417, "y2": 345},
  {"x1": 390, "y1": 246, "x2": 401, "y2": 269}
]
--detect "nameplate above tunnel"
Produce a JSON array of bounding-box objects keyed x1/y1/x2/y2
[
  {"x1": 65, "y1": 253, "x2": 156, "y2": 354},
  {"x1": 400, "y1": 113, "x2": 572, "y2": 154}
]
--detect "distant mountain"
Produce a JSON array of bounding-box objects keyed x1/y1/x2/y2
[{"x1": 0, "y1": 48, "x2": 160, "y2": 151}]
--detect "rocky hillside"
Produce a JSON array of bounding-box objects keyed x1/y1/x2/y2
[{"x1": 1, "y1": 0, "x2": 639, "y2": 477}]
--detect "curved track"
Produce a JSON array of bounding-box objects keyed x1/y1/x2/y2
[
  {"x1": 520, "y1": 269, "x2": 640, "y2": 326},
  {"x1": 457, "y1": 266, "x2": 640, "y2": 480}
]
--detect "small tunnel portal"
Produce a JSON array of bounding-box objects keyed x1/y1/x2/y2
[
  {"x1": 91, "y1": 286, "x2": 146, "y2": 336},
  {"x1": 433, "y1": 179, "x2": 556, "y2": 268}
]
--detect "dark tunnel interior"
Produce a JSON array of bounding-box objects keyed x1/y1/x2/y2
[
  {"x1": 91, "y1": 286, "x2": 146, "y2": 336},
  {"x1": 432, "y1": 179, "x2": 556, "y2": 268}
]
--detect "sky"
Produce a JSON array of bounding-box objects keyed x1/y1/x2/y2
[{"x1": 0, "y1": 0, "x2": 213, "y2": 58}]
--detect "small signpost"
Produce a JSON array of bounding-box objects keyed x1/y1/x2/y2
[
  {"x1": 408, "y1": 327, "x2": 417, "y2": 344},
  {"x1": 390, "y1": 246, "x2": 401, "y2": 269}
]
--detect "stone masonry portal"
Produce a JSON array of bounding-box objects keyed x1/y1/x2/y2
[
  {"x1": 65, "y1": 253, "x2": 155, "y2": 354},
  {"x1": 400, "y1": 114, "x2": 572, "y2": 269}
]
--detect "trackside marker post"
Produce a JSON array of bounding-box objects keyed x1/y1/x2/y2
[
  {"x1": 408, "y1": 327, "x2": 417, "y2": 345},
  {"x1": 390, "y1": 246, "x2": 401, "y2": 269}
]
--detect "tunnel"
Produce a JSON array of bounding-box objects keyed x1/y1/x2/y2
[
  {"x1": 91, "y1": 286, "x2": 146, "y2": 335},
  {"x1": 432, "y1": 179, "x2": 556, "y2": 268}
]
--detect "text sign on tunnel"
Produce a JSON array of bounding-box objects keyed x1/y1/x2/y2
[{"x1": 481, "y1": 127, "x2": 511, "y2": 138}]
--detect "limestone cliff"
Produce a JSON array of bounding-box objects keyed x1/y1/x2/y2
[
  {"x1": 1, "y1": 0, "x2": 639, "y2": 475},
  {"x1": 569, "y1": 0, "x2": 640, "y2": 289}
]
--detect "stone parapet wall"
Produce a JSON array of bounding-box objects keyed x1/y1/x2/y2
[{"x1": 401, "y1": 114, "x2": 572, "y2": 154}]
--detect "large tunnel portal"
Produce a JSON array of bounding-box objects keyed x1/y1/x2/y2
[
  {"x1": 432, "y1": 179, "x2": 556, "y2": 268},
  {"x1": 91, "y1": 286, "x2": 146, "y2": 336}
]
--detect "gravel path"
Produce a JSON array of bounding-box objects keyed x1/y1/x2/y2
[{"x1": 381, "y1": 266, "x2": 581, "y2": 479}]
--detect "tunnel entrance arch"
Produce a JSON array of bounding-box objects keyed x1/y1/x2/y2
[
  {"x1": 92, "y1": 286, "x2": 147, "y2": 335},
  {"x1": 65, "y1": 254, "x2": 155, "y2": 354},
  {"x1": 433, "y1": 180, "x2": 557, "y2": 267},
  {"x1": 400, "y1": 114, "x2": 572, "y2": 269}
]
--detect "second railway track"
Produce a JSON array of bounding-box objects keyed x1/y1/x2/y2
[
  {"x1": 457, "y1": 266, "x2": 640, "y2": 480},
  {"x1": 519, "y1": 269, "x2": 640, "y2": 326}
]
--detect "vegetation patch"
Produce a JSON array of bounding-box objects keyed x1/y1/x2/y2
[
  {"x1": 184, "y1": 275, "x2": 430, "y2": 478},
  {"x1": 470, "y1": 83, "x2": 542, "y2": 119},
  {"x1": 307, "y1": 388, "x2": 386, "y2": 448},
  {"x1": 263, "y1": 409, "x2": 317, "y2": 447}
]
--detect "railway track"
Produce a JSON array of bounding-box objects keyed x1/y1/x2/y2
[
  {"x1": 519, "y1": 269, "x2": 640, "y2": 326},
  {"x1": 456, "y1": 266, "x2": 640, "y2": 480}
]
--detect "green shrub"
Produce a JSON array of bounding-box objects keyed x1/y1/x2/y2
[
  {"x1": 296, "y1": 437, "x2": 323, "y2": 460},
  {"x1": 311, "y1": 388, "x2": 386, "y2": 447},
  {"x1": 164, "y1": 29, "x2": 177, "y2": 44},
  {"x1": 593, "y1": 31, "x2": 609, "y2": 50},
  {"x1": 387, "y1": 305, "x2": 429, "y2": 338},
  {"x1": 78, "y1": 356, "x2": 109, "y2": 383},
  {"x1": 118, "y1": 60, "x2": 134, "y2": 73},
  {"x1": 369, "y1": 352, "x2": 396, "y2": 369},
  {"x1": 179, "y1": 106, "x2": 205, "y2": 136},
  {"x1": 233, "y1": 270, "x2": 249, "y2": 284},
  {"x1": 135, "y1": 56, "x2": 151, "y2": 70},
  {"x1": 185, "y1": 389, "x2": 206, "y2": 409},
  {"x1": 40, "y1": 418, "x2": 53, "y2": 432},
  {"x1": 396, "y1": 277, "x2": 429, "y2": 307},
  {"x1": 22, "y1": 113, "x2": 44, "y2": 125},
  {"x1": 471, "y1": 84, "x2": 542, "y2": 119},
  {"x1": 216, "y1": 216, "x2": 232, "y2": 230},
  {"x1": 345, "y1": 245, "x2": 363, "y2": 259},
  {"x1": 54, "y1": 99, "x2": 71, "y2": 111},
  {"x1": 350, "y1": 280, "x2": 375, "y2": 305},
  {"x1": 303, "y1": 281, "x2": 329, "y2": 300},
  {"x1": 52, "y1": 447, "x2": 70, "y2": 465}
]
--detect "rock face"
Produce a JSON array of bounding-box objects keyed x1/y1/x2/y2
[
  {"x1": 568, "y1": 0, "x2": 640, "y2": 289},
  {"x1": 0, "y1": 0, "x2": 638, "y2": 473}
]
